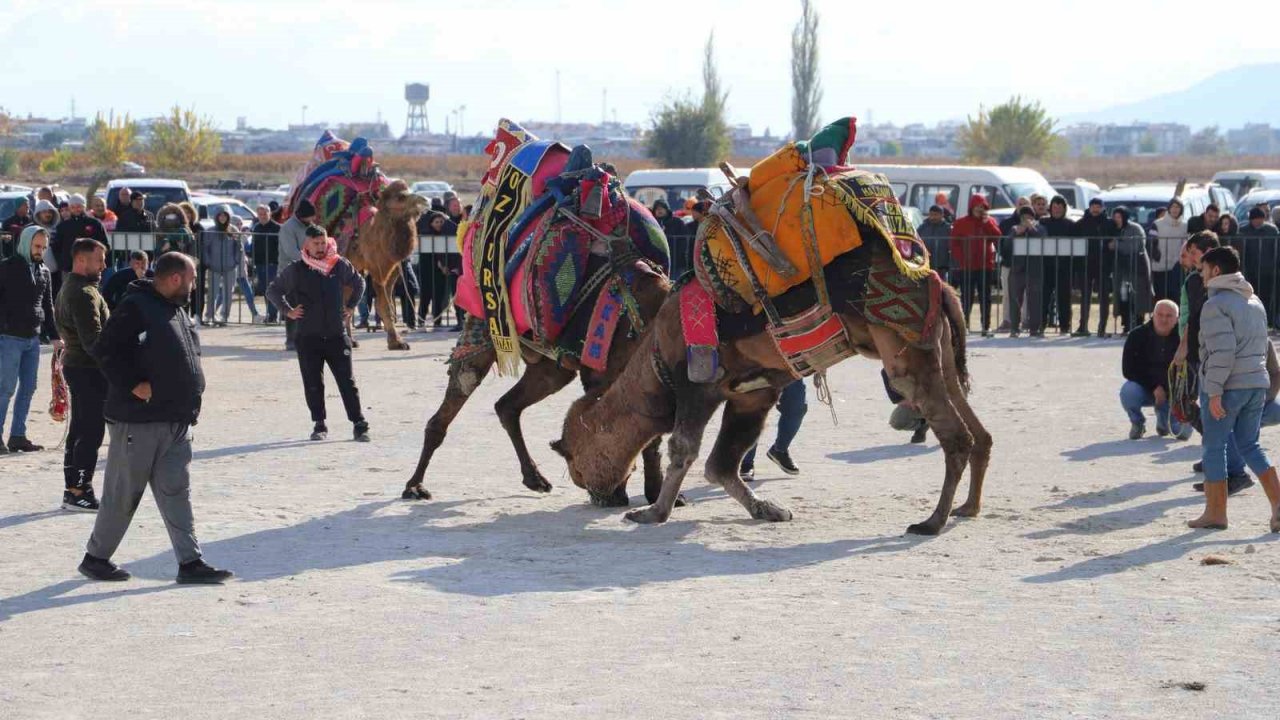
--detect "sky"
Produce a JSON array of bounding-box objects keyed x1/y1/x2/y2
[{"x1": 2, "y1": 0, "x2": 1277, "y2": 138}]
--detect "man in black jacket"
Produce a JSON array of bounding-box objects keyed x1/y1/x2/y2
[
  {"x1": 1120, "y1": 300, "x2": 1189, "y2": 440},
  {"x1": 1186, "y1": 204, "x2": 1221, "y2": 236},
  {"x1": 250, "y1": 205, "x2": 282, "y2": 323},
  {"x1": 79, "y1": 252, "x2": 233, "y2": 584},
  {"x1": 114, "y1": 191, "x2": 154, "y2": 233},
  {"x1": 1040, "y1": 196, "x2": 1077, "y2": 334},
  {"x1": 1074, "y1": 198, "x2": 1116, "y2": 337},
  {"x1": 101, "y1": 251, "x2": 153, "y2": 310},
  {"x1": 267, "y1": 226, "x2": 369, "y2": 442},
  {"x1": 0, "y1": 226, "x2": 60, "y2": 454},
  {"x1": 51, "y1": 194, "x2": 110, "y2": 278}
]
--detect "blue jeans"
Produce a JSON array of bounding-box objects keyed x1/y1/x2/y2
[
  {"x1": 0, "y1": 334, "x2": 41, "y2": 438},
  {"x1": 1264, "y1": 399, "x2": 1280, "y2": 428},
  {"x1": 1119, "y1": 380, "x2": 1182, "y2": 433},
  {"x1": 256, "y1": 264, "x2": 279, "y2": 321},
  {"x1": 741, "y1": 381, "x2": 808, "y2": 470},
  {"x1": 1201, "y1": 388, "x2": 1272, "y2": 482},
  {"x1": 237, "y1": 274, "x2": 261, "y2": 317}
]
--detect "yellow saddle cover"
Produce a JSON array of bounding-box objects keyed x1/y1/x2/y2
[{"x1": 697, "y1": 144, "x2": 863, "y2": 305}]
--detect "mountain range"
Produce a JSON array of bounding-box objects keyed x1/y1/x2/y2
[{"x1": 1062, "y1": 63, "x2": 1279, "y2": 129}]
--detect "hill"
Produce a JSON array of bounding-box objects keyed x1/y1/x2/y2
[{"x1": 1064, "y1": 63, "x2": 1280, "y2": 129}]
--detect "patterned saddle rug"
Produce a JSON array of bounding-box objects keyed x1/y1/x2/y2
[
  {"x1": 287, "y1": 132, "x2": 389, "y2": 254},
  {"x1": 454, "y1": 119, "x2": 669, "y2": 375}
]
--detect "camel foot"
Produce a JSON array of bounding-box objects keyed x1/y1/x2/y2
[
  {"x1": 387, "y1": 340, "x2": 411, "y2": 351},
  {"x1": 1270, "y1": 511, "x2": 1279, "y2": 534},
  {"x1": 645, "y1": 491, "x2": 688, "y2": 508},
  {"x1": 748, "y1": 498, "x2": 793, "y2": 522},
  {"x1": 589, "y1": 487, "x2": 630, "y2": 508},
  {"x1": 951, "y1": 501, "x2": 981, "y2": 518},
  {"x1": 906, "y1": 519, "x2": 943, "y2": 536},
  {"x1": 625, "y1": 505, "x2": 670, "y2": 525},
  {"x1": 401, "y1": 485, "x2": 432, "y2": 501},
  {"x1": 522, "y1": 473, "x2": 553, "y2": 494}
]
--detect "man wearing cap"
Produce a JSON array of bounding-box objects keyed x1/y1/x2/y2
[
  {"x1": 278, "y1": 200, "x2": 316, "y2": 351},
  {"x1": 1, "y1": 197, "x2": 31, "y2": 257},
  {"x1": 917, "y1": 205, "x2": 952, "y2": 280},
  {"x1": 442, "y1": 191, "x2": 464, "y2": 226},
  {"x1": 1233, "y1": 207, "x2": 1280, "y2": 324},
  {"x1": 52, "y1": 194, "x2": 110, "y2": 279},
  {"x1": 1074, "y1": 196, "x2": 1116, "y2": 337}
]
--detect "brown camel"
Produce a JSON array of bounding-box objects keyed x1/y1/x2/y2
[
  {"x1": 403, "y1": 262, "x2": 672, "y2": 505},
  {"x1": 344, "y1": 180, "x2": 428, "y2": 350},
  {"x1": 552, "y1": 240, "x2": 992, "y2": 536}
]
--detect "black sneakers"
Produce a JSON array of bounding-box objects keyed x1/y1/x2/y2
[
  {"x1": 1193, "y1": 461, "x2": 1204, "y2": 473},
  {"x1": 740, "y1": 467, "x2": 755, "y2": 483},
  {"x1": 177, "y1": 559, "x2": 234, "y2": 585},
  {"x1": 1193, "y1": 475, "x2": 1256, "y2": 495},
  {"x1": 310, "y1": 423, "x2": 328, "y2": 441},
  {"x1": 62, "y1": 489, "x2": 100, "y2": 513},
  {"x1": 7, "y1": 436, "x2": 44, "y2": 453},
  {"x1": 767, "y1": 447, "x2": 800, "y2": 476},
  {"x1": 353, "y1": 421, "x2": 370, "y2": 442},
  {"x1": 78, "y1": 553, "x2": 130, "y2": 582}
]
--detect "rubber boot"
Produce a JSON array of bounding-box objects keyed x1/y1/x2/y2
[
  {"x1": 1258, "y1": 466, "x2": 1280, "y2": 533},
  {"x1": 1188, "y1": 480, "x2": 1229, "y2": 530}
]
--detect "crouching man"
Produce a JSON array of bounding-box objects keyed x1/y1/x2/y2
[{"x1": 1120, "y1": 299, "x2": 1190, "y2": 440}]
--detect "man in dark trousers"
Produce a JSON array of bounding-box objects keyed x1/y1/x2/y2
[
  {"x1": 250, "y1": 204, "x2": 282, "y2": 323},
  {"x1": 267, "y1": 225, "x2": 370, "y2": 442},
  {"x1": 79, "y1": 252, "x2": 233, "y2": 584},
  {"x1": 54, "y1": 239, "x2": 111, "y2": 512}
]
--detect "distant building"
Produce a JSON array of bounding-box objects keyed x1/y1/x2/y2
[
  {"x1": 1062, "y1": 122, "x2": 1191, "y2": 157},
  {"x1": 1227, "y1": 124, "x2": 1280, "y2": 155}
]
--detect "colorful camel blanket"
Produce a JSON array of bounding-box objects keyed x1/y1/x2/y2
[
  {"x1": 287, "y1": 132, "x2": 389, "y2": 254},
  {"x1": 694, "y1": 117, "x2": 929, "y2": 312},
  {"x1": 454, "y1": 119, "x2": 669, "y2": 375}
]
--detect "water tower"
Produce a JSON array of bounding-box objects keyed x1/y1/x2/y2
[{"x1": 404, "y1": 83, "x2": 430, "y2": 138}]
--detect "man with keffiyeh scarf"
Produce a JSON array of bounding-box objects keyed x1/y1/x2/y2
[{"x1": 267, "y1": 225, "x2": 370, "y2": 442}]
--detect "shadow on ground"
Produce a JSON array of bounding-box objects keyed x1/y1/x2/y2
[
  {"x1": 0, "y1": 497, "x2": 926, "y2": 623},
  {"x1": 827, "y1": 444, "x2": 938, "y2": 464}
]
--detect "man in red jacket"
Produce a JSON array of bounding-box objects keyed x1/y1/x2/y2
[{"x1": 949, "y1": 195, "x2": 1002, "y2": 336}]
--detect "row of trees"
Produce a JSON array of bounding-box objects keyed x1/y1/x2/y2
[{"x1": 0, "y1": 105, "x2": 222, "y2": 176}]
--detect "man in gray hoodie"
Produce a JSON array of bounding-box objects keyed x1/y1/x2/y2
[
  {"x1": 1190, "y1": 246, "x2": 1280, "y2": 532},
  {"x1": 277, "y1": 200, "x2": 316, "y2": 351}
]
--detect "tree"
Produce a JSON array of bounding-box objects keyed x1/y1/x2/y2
[
  {"x1": 149, "y1": 105, "x2": 221, "y2": 170},
  {"x1": 957, "y1": 96, "x2": 1059, "y2": 165},
  {"x1": 86, "y1": 112, "x2": 138, "y2": 168},
  {"x1": 646, "y1": 32, "x2": 731, "y2": 167},
  {"x1": 1188, "y1": 126, "x2": 1227, "y2": 156},
  {"x1": 39, "y1": 148, "x2": 72, "y2": 173},
  {"x1": 790, "y1": 0, "x2": 822, "y2": 141}
]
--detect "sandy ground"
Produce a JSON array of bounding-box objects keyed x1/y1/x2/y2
[{"x1": 2, "y1": 323, "x2": 1278, "y2": 720}]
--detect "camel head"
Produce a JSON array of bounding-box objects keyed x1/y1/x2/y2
[
  {"x1": 551, "y1": 395, "x2": 634, "y2": 496},
  {"x1": 377, "y1": 179, "x2": 429, "y2": 222}
]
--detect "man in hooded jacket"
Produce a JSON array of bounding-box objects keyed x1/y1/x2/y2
[
  {"x1": 201, "y1": 206, "x2": 243, "y2": 326},
  {"x1": 651, "y1": 199, "x2": 690, "y2": 278},
  {"x1": 0, "y1": 226, "x2": 60, "y2": 454},
  {"x1": 949, "y1": 195, "x2": 1001, "y2": 335}
]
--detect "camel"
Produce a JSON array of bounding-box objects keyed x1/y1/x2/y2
[
  {"x1": 551, "y1": 234, "x2": 992, "y2": 536},
  {"x1": 402, "y1": 265, "x2": 671, "y2": 505},
  {"x1": 343, "y1": 180, "x2": 428, "y2": 350}
]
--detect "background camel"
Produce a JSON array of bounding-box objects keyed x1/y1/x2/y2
[
  {"x1": 552, "y1": 238, "x2": 992, "y2": 536},
  {"x1": 344, "y1": 180, "x2": 427, "y2": 350}
]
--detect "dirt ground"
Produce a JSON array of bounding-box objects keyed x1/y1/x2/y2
[{"x1": 1, "y1": 324, "x2": 1278, "y2": 719}]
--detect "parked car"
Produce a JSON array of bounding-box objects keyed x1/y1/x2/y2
[
  {"x1": 1232, "y1": 189, "x2": 1280, "y2": 224},
  {"x1": 410, "y1": 180, "x2": 454, "y2": 203},
  {"x1": 857, "y1": 164, "x2": 1069, "y2": 222},
  {"x1": 0, "y1": 190, "x2": 31, "y2": 224},
  {"x1": 105, "y1": 177, "x2": 192, "y2": 217},
  {"x1": 623, "y1": 168, "x2": 736, "y2": 216},
  {"x1": 192, "y1": 196, "x2": 257, "y2": 230},
  {"x1": 120, "y1": 161, "x2": 146, "y2": 176},
  {"x1": 0, "y1": 183, "x2": 33, "y2": 193},
  {"x1": 1051, "y1": 178, "x2": 1101, "y2": 209},
  {"x1": 1097, "y1": 183, "x2": 1213, "y2": 227},
  {"x1": 1207, "y1": 183, "x2": 1237, "y2": 215},
  {"x1": 1210, "y1": 169, "x2": 1280, "y2": 200}
]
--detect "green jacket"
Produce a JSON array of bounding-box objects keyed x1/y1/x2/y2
[{"x1": 54, "y1": 272, "x2": 109, "y2": 368}]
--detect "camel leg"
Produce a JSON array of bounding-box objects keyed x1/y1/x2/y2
[
  {"x1": 625, "y1": 387, "x2": 723, "y2": 525},
  {"x1": 943, "y1": 357, "x2": 992, "y2": 517},
  {"x1": 641, "y1": 437, "x2": 664, "y2": 504},
  {"x1": 704, "y1": 394, "x2": 793, "y2": 522},
  {"x1": 889, "y1": 345, "x2": 973, "y2": 536},
  {"x1": 377, "y1": 275, "x2": 410, "y2": 350},
  {"x1": 403, "y1": 346, "x2": 495, "y2": 500},
  {"x1": 495, "y1": 362, "x2": 577, "y2": 495}
]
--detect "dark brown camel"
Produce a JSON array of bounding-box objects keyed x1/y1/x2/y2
[
  {"x1": 552, "y1": 243, "x2": 992, "y2": 536},
  {"x1": 403, "y1": 262, "x2": 673, "y2": 506}
]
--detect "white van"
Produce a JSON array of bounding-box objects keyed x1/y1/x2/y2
[
  {"x1": 855, "y1": 164, "x2": 1061, "y2": 220},
  {"x1": 1051, "y1": 178, "x2": 1102, "y2": 209},
  {"x1": 623, "y1": 168, "x2": 736, "y2": 215},
  {"x1": 105, "y1": 177, "x2": 192, "y2": 217},
  {"x1": 1210, "y1": 170, "x2": 1280, "y2": 200}
]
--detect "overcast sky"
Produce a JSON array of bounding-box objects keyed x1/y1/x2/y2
[{"x1": 2, "y1": 0, "x2": 1276, "y2": 137}]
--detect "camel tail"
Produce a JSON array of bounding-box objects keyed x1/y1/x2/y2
[{"x1": 940, "y1": 281, "x2": 970, "y2": 393}]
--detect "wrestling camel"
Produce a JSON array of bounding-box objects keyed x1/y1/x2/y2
[{"x1": 552, "y1": 230, "x2": 992, "y2": 536}]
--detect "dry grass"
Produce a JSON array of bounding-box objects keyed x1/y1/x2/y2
[{"x1": 9, "y1": 150, "x2": 1280, "y2": 197}]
